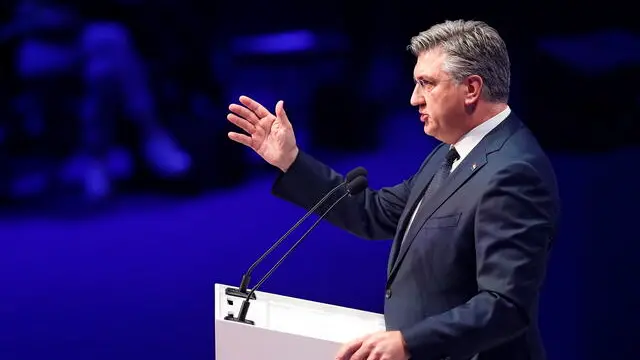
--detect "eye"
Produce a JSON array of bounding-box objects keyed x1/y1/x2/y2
[{"x1": 415, "y1": 79, "x2": 435, "y2": 91}]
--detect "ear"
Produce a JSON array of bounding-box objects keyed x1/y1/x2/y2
[{"x1": 463, "y1": 75, "x2": 483, "y2": 106}]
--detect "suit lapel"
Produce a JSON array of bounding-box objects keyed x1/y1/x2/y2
[
  {"x1": 386, "y1": 114, "x2": 523, "y2": 283},
  {"x1": 387, "y1": 145, "x2": 448, "y2": 275}
]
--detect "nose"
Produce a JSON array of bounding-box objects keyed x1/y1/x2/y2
[{"x1": 410, "y1": 84, "x2": 424, "y2": 107}]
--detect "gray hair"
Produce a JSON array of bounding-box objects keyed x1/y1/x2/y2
[{"x1": 408, "y1": 20, "x2": 510, "y2": 103}]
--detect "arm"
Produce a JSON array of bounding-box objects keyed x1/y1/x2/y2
[
  {"x1": 400, "y1": 161, "x2": 559, "y2": 359},
  {"x1": 272, "y1": 150, "x2": 435, "y2": 240}
]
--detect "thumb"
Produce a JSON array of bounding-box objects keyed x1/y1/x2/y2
[{"x1": 275, "y1": 100, "x2": 291, "y2": 126}]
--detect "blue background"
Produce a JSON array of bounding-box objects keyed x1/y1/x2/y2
[{"x1": 1, "y1": 1, "x2": 639, "y2": 359}]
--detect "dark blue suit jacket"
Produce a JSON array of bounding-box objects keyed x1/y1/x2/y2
[{"x1": 272, "y1": 113, "x2": 560, "y2": 360}]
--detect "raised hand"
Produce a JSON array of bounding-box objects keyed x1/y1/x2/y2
[{"x1": 227, "y1": 96, "x2": 299, "y2": 172}]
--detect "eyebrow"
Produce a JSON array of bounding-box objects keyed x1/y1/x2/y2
[{"x1": 414, "y1": 75, "x2": 436, "y2": 82}]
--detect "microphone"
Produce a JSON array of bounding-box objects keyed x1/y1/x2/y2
[
  {"x1": 225, "y1": 174, "x2": 369, "y2": 325},
  {"x1": 225, "y1": 166, "x2": 368, "y2": 300}
]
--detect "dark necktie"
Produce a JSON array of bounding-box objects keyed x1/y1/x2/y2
[
  {"x1": 395, "y1": 146, "x2": 460, "y2": 253},
  {"x1": 422, "y1": 146, "x2": 460, "y2": 202}
]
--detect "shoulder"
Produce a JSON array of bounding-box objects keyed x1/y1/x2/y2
[
  {"x1": 481, "y1": 147, "x2": 560, "y2": 225},
  {"x1": 490, "y1": 118, "x2": 556, "y2": 183},
  {"x1": 479, "y1": 119, "x2": 560, "y2": 207}
]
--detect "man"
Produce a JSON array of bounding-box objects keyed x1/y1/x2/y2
[{"x1": 226, "y1": 20, "x2": 560, "y2": 360}]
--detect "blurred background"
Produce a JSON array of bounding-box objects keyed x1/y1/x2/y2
[{"x1": 1, "y1": 0, "x2": 639, "y2": 359}]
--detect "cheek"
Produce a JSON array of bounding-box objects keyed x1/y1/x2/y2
[
  {"x1": 428, "y1": 93, "x2": 457, "y2": 127},
  {"x1": 426, "y1": 93, "x2": 444, "y2": 114},
  {"x1": 434, "y1": 92, "x2": 458, "y2": 113}
]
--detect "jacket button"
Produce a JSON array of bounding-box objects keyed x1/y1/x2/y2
[{"x1": 385, "y1": 289, "x2": 392, "y2": 299}]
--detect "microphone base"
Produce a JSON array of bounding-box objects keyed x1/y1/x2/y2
[
  {"x1": 225, "y1": 287, "x2": 256, "y2": 300},
  {"x1": 223, "y1": 314, "x2": 255, "y2": 325}
]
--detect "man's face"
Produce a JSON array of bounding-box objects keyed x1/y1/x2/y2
[{"x1": 410, "y1": 48, "x2": 468, "y2": 144}]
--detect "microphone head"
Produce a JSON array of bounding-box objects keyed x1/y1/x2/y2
[
  {"x1": 345, "y1": 167, "x2": 368, "y2": 182},
  {"x1": 346, "y1": 176, "x2": 368, "y2": 195}
]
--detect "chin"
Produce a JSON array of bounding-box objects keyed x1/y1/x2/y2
[{"x1": 423, "y1": 123, "x2": 436, "y2": 137}]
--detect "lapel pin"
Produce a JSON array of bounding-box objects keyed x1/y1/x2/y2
[{"x1": 471, "y1": 163, "x2": 477, "y2": 170}]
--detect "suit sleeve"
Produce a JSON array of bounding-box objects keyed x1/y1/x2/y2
[
  {"x1": 400, "y1": 161, "x2": 559, "y2": 360},
  {"x1": 271, "y1": 150, "x2": 433, "y2": 240}
]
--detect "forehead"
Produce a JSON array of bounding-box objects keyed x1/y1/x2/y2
[{"x1": 413, "y1": 48, "x2": 448, "y2": 80}]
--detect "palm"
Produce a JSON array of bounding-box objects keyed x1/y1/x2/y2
[
  {"x1": 253, "y1": 117, "x2": 289, "y2": 163},
  {"x1": 227, "y1": 96, "x2": 297, "y2": 170}
]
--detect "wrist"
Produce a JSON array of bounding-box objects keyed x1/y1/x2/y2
[
  {"x1": 279, "y1": 147, "x2": 299, "y2": 173},
  {"x1": 398, "y1": 330, "x2": 411, "y2": 358}
]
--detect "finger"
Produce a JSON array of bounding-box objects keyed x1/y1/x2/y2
[
  {"x1": 365, "y1": 349, "x2": 382, "y2": 360},
  {"x1": 275, "y1": 100, "x2": 292, "y2": 127},
  {"x1": 229, "y1": 103, "x2": 260, "y2": 124},
  {"x1": 239, "y1": 95, "x2": 272, "y2": 119},
  {"x1": 350, "y1": 345, "x2": 372, "y2": 360},
  {"x1": 227, "y1": 132, "x2": 253, "y2": 148},
  {"x1": 227, "y1": 113, "x2": 256, "y2": 134},
  {"x1": 336, "y1": 339, "x2": 363, "y2": 360}
]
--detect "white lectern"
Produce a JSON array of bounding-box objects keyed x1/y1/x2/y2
[{"x1": 214, "y1": 283, "x2": 385, "y2": 360}]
